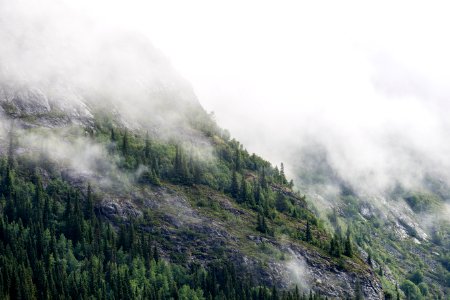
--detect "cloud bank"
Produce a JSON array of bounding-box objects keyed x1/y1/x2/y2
[
  {"x1": 2, "y1": 0, "x2": 450, "y2": 201},
  {"x1": 0, "y1": 0, "x2": 204, "y2": 135}
]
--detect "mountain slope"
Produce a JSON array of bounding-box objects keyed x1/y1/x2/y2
[
  {"x1": 0, "y1": 42, "x2": 383, "y2": 299},
  {"x1": 0, "y1": 87, "x2": 383, "y2": 299},
  {"x1": 0, "y1": 2, "x2": 384, "y2": 297},
  {"x1": 293, "y1": 147, "x2": 450, "y2": 299}
]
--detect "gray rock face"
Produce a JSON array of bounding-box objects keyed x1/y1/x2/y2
[
  {"x1": 0, "y1": 86, "x2": 50, "y2": 115},
  {"x1": 0, "y1": 84, "x2": 94, "y2": 128},
  {"x1": 87, "y1": 179, "x2": 383, "y2": 299},
  {"x1": 289, "y1": 245, "x2": 383, "y2": 299}
]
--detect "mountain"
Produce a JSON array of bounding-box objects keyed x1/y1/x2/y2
[
  {"x1": 0, "y1": 21, "x2": 384, "y2": 299},
  {"x1": 292, "y1": 144, "x2": 450, "y2": 299}
]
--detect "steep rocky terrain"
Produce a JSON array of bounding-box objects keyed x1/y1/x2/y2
[
  {"x1": 294, "y1": 150, "x2": 450, "y2": 298},
  {"x1": 0, "y1": 68, "x2": 383, "y2": 299},
  {"x1": 0, "y1": 2, "x2": 383, "y2": 296}
]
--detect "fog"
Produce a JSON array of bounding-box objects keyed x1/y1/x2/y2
[
  {"x1": 137, "y1": 1, "x2": 450, "y2": 197},
  {"x1": 2, "y1": 1, "x2": 450, "y2": 202},
  {"x1": 285, "y1": 248, "x2": 310, "y2": 291},
  {"x1": 0, "y1": 0, "x2": 205, "y2": 137},
  {"x1": 49, "y1": 0, "x2": 450, "y2": 197},
  {"x1": 0, "y1": 0, "x2": 217, "y2": 191}
]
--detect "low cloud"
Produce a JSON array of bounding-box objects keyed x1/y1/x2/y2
[
  {"x1": 285, "y1": 249, "x2": 310, "y2": 291},
  {"x1": 0, "y1": 0, "x2": 204, "y2": 137}
]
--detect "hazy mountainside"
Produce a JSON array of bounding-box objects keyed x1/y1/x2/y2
[
  {"x1": 293, "y1": 146, "x2": 450, "y2": 299},
  {"x1": 0, "y1": 13, "x2": 386, "y2": 298},
  {"x1": 14, "y1": 2, "x2": 450, "y2": 299},
  {"x1": 1, "y1": 78, "x2": 382, "y2": 299},
  {"x1": 0, "y1": 58, "x2": 382, "y2": 299}
]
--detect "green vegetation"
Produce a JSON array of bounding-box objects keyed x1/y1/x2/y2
[
  {"x1": 92, "y1": 112, "x2": 336, "y2": 254},
  {"x1": 0, "y1": 112, "x2": 351, "y2": 299},
  {"x1": 404, "y1": 192, "x2": 442, "y2": 213},
  {"x1": 326, "y1": 185, "x2": 450, "y2": 298},
  {"x1": 0, "y1": 150, "x2": 328, "y2": 299}
]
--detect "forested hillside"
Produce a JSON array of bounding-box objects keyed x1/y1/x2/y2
[
  {"x1": 0, "y1": 101, "x2": 382, "y2": 299},
  {"x1": 0, "y1": 2, "x2": 384, "y2": 297}
]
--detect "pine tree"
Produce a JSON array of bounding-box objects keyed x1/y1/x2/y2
[
  {"x1": 305, "y1": 220, "x2": 312, "y2": 242},
  {"x1": 271, "y1": 286, "x2": 278, "y2": 300},
  {"x1": 192, "y1": 161, "x2": 202, "y2": 184},
  {"x1": 260, "y1": 167, "x2": 268, "y2": 189},
  {"x1": 367, "y1": 251, "x2": 372, "y2": 267},
  {"x1": 329, "y1": 234, "x2": 342, "y2": 258},
  {"x1": 274, "y1": 166, "x2": 280, "y2": 183},
  {"x1": 234, "y1": 148, "x2": 242, "y2": 171},
  {"x1": 289, "y1": 179, "x2": 294, "y2": 189},
  {"x1": 111, "y1": 127, "x2": 116, "y2": 141},
  {"x1": 33, "y1": 173, "x2": 44, "y2": 211},
  {"x1": 294, "y1": 285, "x2": 300, "y2": 300},
  {"x1": 262, "y1": 215, "x2": 268, "y2": 234},
  {"x1": 344, "y1": 229, "x2": 353, "y2": 257},
  {"x1": 144, "y1": 132, "x2": 151, "y2": 161},
  {"x1": 378, "y1": 266, "x2": 383, "y2": 277},
  {"x1": 275, "y1": 192, "x2": 289, "y2": 213},
  {"x1": 231, "y1": 171, "x2": 239, "y2": 199},
  {"x1": 2, "y1": 165, "x2": 13, "y2": 200},
  {"x1": 280, "y1": 163, "x2": 287, "y2": 184},
  {"x1": 151, "y1": 169, "x2": 161, "y2": 186},
  {"x1": 254, "y1": 183, "x2": 262, "y2": 205},
  {"x1": 257, "y1": 213, "x2": 268, "y2": 234},
  {"x1": 86, "y1": 184, "x2": 94, "y2": 220},
  {"x1": 7, "y1": 126, "x2": 15, "y2": 168},
  {"x1": 122, "y1": 130, "x2": 129, "y2": 156},
  {"x1": 173, "y1": 145, "x2": 189, "y2": 184},
  {"x1": 152, "y1": 246, "x2": 160, "y2": 262},
  {"x1": 240, "y1": 176, "x2": 249, "y2": 203}
]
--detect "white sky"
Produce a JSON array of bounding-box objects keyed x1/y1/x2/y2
[{"x1": 30, "y1": 0, "x2": 450, "y2": 188}]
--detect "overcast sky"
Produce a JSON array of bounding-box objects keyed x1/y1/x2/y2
[{"x1": 7, "y1": 0, "x2": 450, "y2": 191}]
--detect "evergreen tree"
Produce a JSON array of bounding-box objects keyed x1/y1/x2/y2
[
  {"x1": 234, "y1": 148, "x2": 242, "y2": 171},
  {"x1": 240, "y1": 176, "x2": 249, "y2": 203},
  {"x1": 85, "y1": 184, "x2": 94, "y2": 220},
  {"x1": 144, "y1": 132, "x2": 151, "y2": 161},
  {"x1": 260, "y1": 167, "x2": 268, "y2": 189},
  {"x1": 367, "y1": 251, "x2": 372, "y2": 267},
  {"x1": 280, "y1": 163, "x2": 287, "y2": 184},
  {"x1": 378, "y1": 266, "x2": 383, "y2": 277},
  {"x1": 230, "y1": 171, "x2": 239, "y2": 199},
  {"x1": 2, "y1": 165, "x2": 13, "y2": 200},
  {"x1": 257, "y1": 212, "x2": 268, "y2": 234},
  {"x1": 344, "y1": 229, "x2": 353, "y2": 257},
  {"x1": 7, "y1": 126, "x2": 15, "y2": 168},
  {"x1": 274, "y1": 166, "x2": 280, "y2": 183},
  {"x1": 173, "y1": 145, "x2": 189, "y2": 184},
  {"x1": 122, "y1": 130, "x2": 129, "y2": 156},
  {"x1": 288, "y1": 179, "x2": 294, "y2": 189},
  {"x1": 111, "y1": 127, "x2": 116, "y2": 141},
  {"x1": 305, "y1": 220, "x2": 313, "y2": 242},
  {"x1": 329, "y1": 234, "x2": 342, "y2": 258},
  {"x1": 275, "y1": 192, "x2": 290, "y2": 213},
  {"x1": 271, "y1": 286, "x2": 278, "y2": 300}
]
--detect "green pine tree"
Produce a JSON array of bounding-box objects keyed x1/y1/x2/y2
[
  {"x1": 230, "y1": 171, "x2": 239, "y2": 199},
  {"x1": 344, "y1": 229, "x2": 353, "y2": 257},
  {"x1": 305, "y1": 220, "x2": 313, "y2": 242}
]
